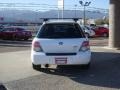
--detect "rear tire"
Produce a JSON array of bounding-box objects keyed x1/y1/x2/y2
[
  {"x1": 3, "y1": 36, "x2": 8, "y2": 40},
  {"x1": 24, "y1": 38, "x2": 29, "y2": 41},
  {"x1": 13, "y1": 35, "x2": 20, "y2": 41},
  {"x1": 32, "y1": 63, "x2": 41, "y2": 70},
  {"x1": 81, "y1": 63, "x2": 90, "y2": 70},
  {"x1": 103, "y1": 33, "x2": 108, "y2": 37}
]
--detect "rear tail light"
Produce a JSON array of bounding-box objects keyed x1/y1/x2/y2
[
  {"x1": 79, "y1": 41, "x2": 90, "y2": 52},
  {"x1": 33, "y1": 41, "x2": 43, "y2": 52}
]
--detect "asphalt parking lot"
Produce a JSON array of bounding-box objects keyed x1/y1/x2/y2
[
  {"x1": 1, "y1": 38, "x2": 120, "y2": 90},
  {"x1": 0, "y1": 39, "x2": 31, "y2": 53}
]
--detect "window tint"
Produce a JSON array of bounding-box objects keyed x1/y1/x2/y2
[
  {"x1": 81, "y1": 26, "x2": 85, "y2": 31},
  {"x1": 99, "y1": 27, "x2": 108, "y2": 30},
  {"x1": 3, "y1": 28, "x2": 15, "y2": 31},
  {"x1": 37, "y1": 23, "x2": 85, "y2": 39},
  {"x1": 16, "y1": 28, "x2": 25, "y2": 31},
  {"x1": 85, "y1": 26, "x2": 90, "y2": 30}
]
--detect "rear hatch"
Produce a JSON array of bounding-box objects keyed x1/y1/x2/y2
[
  {"x1": 35, "y1": 38, "x2": 86, "y2": 53},
  {"x1": 35, "y1": 23, "x2": 86, "y2": 53}
]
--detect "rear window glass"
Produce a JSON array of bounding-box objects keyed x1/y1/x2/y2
[{"x1": 37, "y1": 23, "x2": 85, "y2": 39}]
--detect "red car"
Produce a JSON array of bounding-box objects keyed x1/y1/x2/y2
[
  {"x1": 0, "y1": 27, "x2": 32, "y2": 40},
  {"x1": 93, "y1": 27, "x2": 109, "y2": 37}
]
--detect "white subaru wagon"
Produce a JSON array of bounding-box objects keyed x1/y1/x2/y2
[{"x1": 31, "y1": 19, "x2": 91, "y2": 70}]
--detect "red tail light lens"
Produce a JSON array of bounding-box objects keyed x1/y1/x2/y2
[
  {"x1": 33, "y1": 41, "x2": 43, "y2": 52},
  {"x1": 79, "y1": 41, "x2": 90, "y2": 52}
]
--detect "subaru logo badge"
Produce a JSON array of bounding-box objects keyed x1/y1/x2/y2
[{"x1": 59, "y1": 42, "x2": 63, "y2": 45}]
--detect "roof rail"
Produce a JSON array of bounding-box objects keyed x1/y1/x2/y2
[
  {"x1": 40, "y1": 18, "x2": 81, "y2": 22},
  {"x1": 43, "y1": 19, "x2": 49, "y2": 22},
  {"x1": 73, "y1": 18, "x2": 79, "y2": 22}
]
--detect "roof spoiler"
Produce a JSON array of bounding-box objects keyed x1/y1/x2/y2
[{"x1": 40, "y1": 18, "x2": 81, "y2": 22}]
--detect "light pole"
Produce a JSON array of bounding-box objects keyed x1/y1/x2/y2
[
  {"x1": 58, "y1": 8, "x2": 60, "y2": 19},
  {"x1": 79, "y1": 1, "x2": 91, "y2": 26},
  {"x1": 75, "y1": 4, "x2": 77, "y2": 18},
  {"x1": 62, "y1": 0, "x2": 64, "y2": 19},
  {"x1": 58, "y1": 0, "x2": 64, "y2": 19},
  {"x1": 35, "y1": 10, "x2": 41, "y2": 22}
]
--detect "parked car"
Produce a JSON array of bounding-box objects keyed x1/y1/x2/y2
[
  {"x1": 31, "y1": 19, "x2": 91, "y2": 70},
  {"x1": 81, "y1": 25, "x2": 95, "y2": 37},
  {"x1": 0, "y1": 25, "x2": 4, "y2": 29},
  {"x1": 93, "y1": 26, "x2": 109, "y2": 37},
  {"x1": 0, "y1": 27, "x2": 32, "y2": 40}
]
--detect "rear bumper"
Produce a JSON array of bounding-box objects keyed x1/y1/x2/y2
[{"x1": 31, "y1": 51, "x2": 91, "y2": 65}]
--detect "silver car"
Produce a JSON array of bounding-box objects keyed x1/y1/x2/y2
[{"x1": 81, "y1": 25, "x2": 95, "y2": 37}]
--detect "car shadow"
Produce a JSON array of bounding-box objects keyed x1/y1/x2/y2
[{"x1": 39, "y1": 51, "x2": 120, "y2": 89}]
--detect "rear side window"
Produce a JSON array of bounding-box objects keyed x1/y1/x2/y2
[
  {"x1": 37, "y1": 23, "x2": 85, "y2": 39},
  {"x1": 85, "y1": 26, "x2": 90, "y2": 30},
  {"x1": 15, "y1": 28, "x2": 25, "y2": 31},
  {"x1": 3, "y1": 28, "x2": 15, "y2": 31}
]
